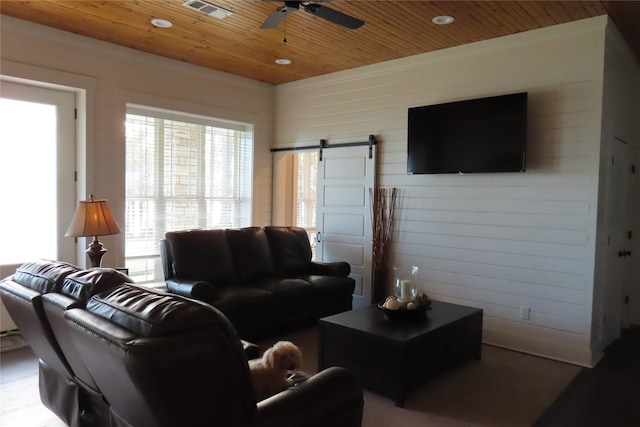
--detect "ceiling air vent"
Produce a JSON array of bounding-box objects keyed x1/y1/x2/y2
[{"x1": 182, "y1": 0, "x2": 233, "y2": 19}]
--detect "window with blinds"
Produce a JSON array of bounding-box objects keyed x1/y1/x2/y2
[
  {"x1": 125, "y1": 106, "x2": 253, "y2": 283},
  {"x1": 294, "y1": 151, "x2": 318, "y2": 258}
]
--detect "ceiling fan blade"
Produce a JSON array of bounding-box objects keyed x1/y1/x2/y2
[
  {"x1": 260, "y1": 1, "x2": 300, "y2": 29},
  {"x1": 303, "y1": 3, "x2": 364, "y2": 29}
]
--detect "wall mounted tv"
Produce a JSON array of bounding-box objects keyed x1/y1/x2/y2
[{"x1": 407, "y1": 92, "x2": 527, "y2": 174}]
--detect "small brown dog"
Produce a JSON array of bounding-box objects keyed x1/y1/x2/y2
[{"x1": 249, "y1": 340, "x2": 303, "y2": 401}]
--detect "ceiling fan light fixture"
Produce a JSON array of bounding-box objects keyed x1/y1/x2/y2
[
  {"x1": 260, "y1": 1, "x2": 364, "y2": 30},
  {"x1": 151, "y1": 18, "x2": 173, "y2": 28},
  {"x1": 432, "y1": 15, "x2": 454, "y2": 25},
  {"x1": 275, "y1": 58, "x2": 292, "y2": 65}
]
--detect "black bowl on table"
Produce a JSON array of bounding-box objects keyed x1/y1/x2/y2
[{"x1": 377, "y1": 303, "x2": 428, "y2": 320}]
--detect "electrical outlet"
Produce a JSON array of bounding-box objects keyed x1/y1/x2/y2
[{"x1": 520, "y1": 306, "x2": 530, "y2": 320}]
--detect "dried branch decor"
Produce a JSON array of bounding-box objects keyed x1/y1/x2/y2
[{"x1": 370, "y1": 187, "x2": 398, "y2": 302}]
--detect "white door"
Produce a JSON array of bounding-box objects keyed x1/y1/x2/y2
[
  {"x1": 620, "y1": 143, "x2": 639, "y2": 327},
  {"x1": 0, "y1": 81, "x2": 76, "y2": 265},
  {"x1": 0, "y1": 80, "x2": 76, "y2": 331},
  {"x1": 316, "y1": 144, "x2": 376, "y2": 309},
  {"x1": 602, "y1": 138, "x2": 633, "y2": 344}
]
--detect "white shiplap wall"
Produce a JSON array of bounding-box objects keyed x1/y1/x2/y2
[
  {"x1": 2, "y1": 13, "x2": 634, "y2": 366},
  {"x1": 0, "y1": 15, "x2": 274, "y2": 269},
  {"x1": 275, "y1": 16, "x2": 610, "y2": 366},
  {"x1": 595, "y1": 20, "x2": 640, "y2": 348}
]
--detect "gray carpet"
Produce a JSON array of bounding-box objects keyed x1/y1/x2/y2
[
  {"x1": 258, "y1": 325, "x2": 581, "y2": 427},
  {"x1": 0, "y1": 335, "x2": 28, "y2": 353},
  {"x1": 1, "y1": 326, "x2": 580, "y2": 427}
]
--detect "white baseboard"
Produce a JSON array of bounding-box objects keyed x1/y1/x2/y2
[
  {"x1": 483, "y1": 317, "x2": 598, "y2": 367},
  {"x1": 1, "y1": 264, "x2": 21, "y2": 332},
  {"x1": 0, "y1": 335, "x2": 28, "y2": 353}
]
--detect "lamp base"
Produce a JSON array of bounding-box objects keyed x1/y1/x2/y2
[{"x1": 86, "y1": 240, "x2": 107, "y2": 268}]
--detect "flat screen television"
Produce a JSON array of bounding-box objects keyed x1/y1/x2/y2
[{"x1": 407, "y1": 92, "x2": 527, "y2": 174}]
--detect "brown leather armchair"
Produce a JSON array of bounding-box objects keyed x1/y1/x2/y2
[
  {"x1": 0, "y1": 260, "x2": 128, "y2": 427},
  {"x1": 3, "y1": 261, "x2": 330, "y2": 427},
  {"x1": 64, "y1": 283, "x2": 364, "y2": 427},
  {"x1": 0, "y1": 260, "x2": 83, "y2": 426}
]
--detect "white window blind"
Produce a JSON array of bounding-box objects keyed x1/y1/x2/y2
[
  {"x1": 294, "y1": 151, "x2": 318, "y2": 258},
  {"x1": 295, "y1": 151, "x2": 317, "y2": 229},
  {"x1": 125, "y1": 107, "x2": 253, "y2": 283}
]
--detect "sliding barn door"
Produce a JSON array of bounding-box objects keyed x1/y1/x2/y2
[{"x1": 316, "y1": 144, "x2": 376, "y2": 309}]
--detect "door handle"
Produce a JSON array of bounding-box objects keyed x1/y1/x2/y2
[
  {"x1": 618, "y1": 250, "x2": 631, "y2": 257},
  {"x1": 317, "y1": 232, "x2": 322, "y2": 242}
]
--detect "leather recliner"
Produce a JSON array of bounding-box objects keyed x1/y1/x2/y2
[
  {"x1": 41, "y1": 267, "x2": 135, "y2": 426},
  {"x1": 0, "y1": 260, "x2": 128, "y2": 427},
  {"x1": 64, "y1": 283, "x2": 364, "y2": 427},
  {"x1": 2, "y1": 261, "x2": 363, "y2": 427}
]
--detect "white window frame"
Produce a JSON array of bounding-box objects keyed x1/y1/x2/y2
[
  {"x1": 0, "y1": 80, "x2": 76, "y2": 265},
  {"x1": 294, "y1": 150, "x2": 318, "y2": 257},
  {"x1": 271, "y1": 149, "x2": 318, "y2": 258},
  {"x1": 125, "y1": 105, "x2": 253, "y2": 283}
]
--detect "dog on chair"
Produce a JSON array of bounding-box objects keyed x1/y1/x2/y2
[{"x1": 249, "y1": 340, "x2": 303, "y2": 401}]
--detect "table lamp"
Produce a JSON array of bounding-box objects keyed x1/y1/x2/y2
[{"x1": 65, "y1": 194, "x2": 122, "y2": 267}]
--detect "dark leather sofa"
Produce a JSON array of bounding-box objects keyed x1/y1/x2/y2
[
  {"x1": 160, "y1": 226, "x2": 356, "y2": 339},
  {"x1": 0, "y1": 260, "x2": 364, "y2": 427},
  {"x1": 0, "y1": 260, "x2": 124, "y2": 426}
]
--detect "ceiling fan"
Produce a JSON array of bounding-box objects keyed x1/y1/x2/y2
[{"x1": 260, "y1": 1, "x2": 364, "y2": 30}]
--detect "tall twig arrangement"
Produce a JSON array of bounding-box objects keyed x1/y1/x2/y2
[{"x1": 370, "y1": 187, "x2": 398, "y2": 301}]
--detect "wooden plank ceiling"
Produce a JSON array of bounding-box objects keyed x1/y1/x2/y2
[{"x1": 1, "y1": 1, "x2": 638, "y2": 85}]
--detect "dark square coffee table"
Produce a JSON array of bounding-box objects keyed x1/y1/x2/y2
[{"x1": 318, "y1": 301, "x2": 482, "y2": 407}]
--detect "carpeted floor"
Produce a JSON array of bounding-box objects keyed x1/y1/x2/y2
[
  {"x1": 1, "y1": 326, "x2": 581, "y2": 427},
  {"x1": 258, "y1": 325, "x2": 581, "y2": 427}
]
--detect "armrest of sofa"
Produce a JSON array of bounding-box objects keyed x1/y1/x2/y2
[
  {"x1": 242, "y1": 340, "x2": 260, "y2": 360},
  {"x1": 165, "y1": 278, "x2": 215, "y2": 303},
  {"x1": 247, "y1": 367, "x2": 363, "y2": 427},
  {"x1": 307, "y1": 261, "x2": 351, "y2": 277}
]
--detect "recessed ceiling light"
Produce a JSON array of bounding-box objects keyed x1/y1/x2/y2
[
  {"x1": 151, "y1": 18, "x2": 173, "y2": 28},
  {"x1": 275, "y1": 58, "x2": 292, "y2": 65},
  {"x1": 432, "y1": 15, "x2": 454, "y2": 25}
]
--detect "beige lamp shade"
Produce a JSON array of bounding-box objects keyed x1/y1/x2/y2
[
  {"x1": 65, "y1": 196, "x2": 122, "y2": 238},
  {"x1": 65, "y1": 195, "x2": 122, "y2": 268}
]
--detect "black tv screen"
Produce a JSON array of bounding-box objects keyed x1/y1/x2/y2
[{"x1": 407, "y1": 92, "x2": 527, "y2": 174}]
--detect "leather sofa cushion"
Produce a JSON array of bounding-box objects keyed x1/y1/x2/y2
[
  {"x1": 226, "y1": 227, "x2": 275, "y2": 282},
  {"x1": 302, "y1": 275, "x2": 356, "y2": 300},
  {"x1": 60, "y1": 268, "x2": 132, "y2": 303},
  {"x1": 85, "y1": 284, "x2": 221, "y2": 337},
  {"x1": 166, "y1": 229, "x2": 236, "y2": 284},
  {"x1": 66, "y1": 285, "x2": 258, "y2": 427},
  {"x1": 12, "y1": 259, "x2": 80, "y2": 294},
  {"x1": 255, "y1": 278, "x2": 317, "y2": 312},
  {"x1": 264, "y1": 226, "x2": 312, "y2": 275},
  {"x1": 210, "y1": 285, "x2": 273, "y2": 324}
]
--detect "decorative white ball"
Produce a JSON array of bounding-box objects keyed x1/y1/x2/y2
[{"x1": 383, "y1": 296, "x2": 401, "y2": 310}]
